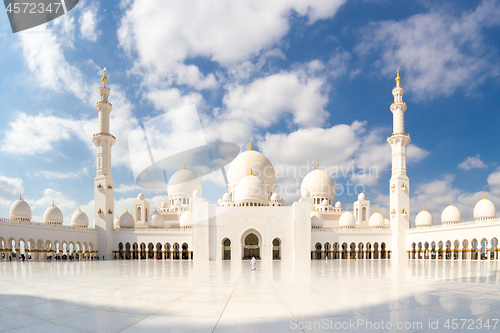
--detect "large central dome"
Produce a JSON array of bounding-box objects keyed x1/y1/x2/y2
[
  {"x1": 227, "y1": 149, "x2": 275, "y2": 190},
  {"x1": 167, "y1": 168, "x2": 202, "y2": 197},
  {"x1": 300, "y1": 168, "x2": 335, "y2": 198}
]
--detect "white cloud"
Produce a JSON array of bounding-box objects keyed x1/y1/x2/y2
[
  {"x1": 19, "y1": 23, "x2": 93, "y2": 103},
  {"x1": 36, "y1": 168, "x2": 89, "y2": 179},
  {"x1": 356, "y1": 0, "x2": 500, "y2": 100},
  {"x1": 118, "y1": 0, "x2": 347, "y2": 66},
  {"x1": 79, "y1": 4, "x2": 101, "y2": 41},
  {"x1": 1, "y1": 82, "x2": 138, "y2": 169},
  {"x1": 202, "y1": 67, "x2": 330, "y2": 146},
  {"x1": 0, "y1": 175, "x2": 24, "y2": 203},
  {"x1": 0, "y1": 112, "x2": 82, "y2": 155},
  {"x1": 145, "y1": 89, "x2": 205, "y2": 114},
  {"x1": 458, "y1": 155, "x2": 487, "y2": 170}
]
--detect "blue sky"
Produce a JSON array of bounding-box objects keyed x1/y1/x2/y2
[{"x1": 1, "y1": 0, "x2": 500, "y2": 225}]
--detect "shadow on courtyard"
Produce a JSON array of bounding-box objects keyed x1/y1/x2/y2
[{"x1": 0, "y1": 260, "x2": 499, "y2": 333}]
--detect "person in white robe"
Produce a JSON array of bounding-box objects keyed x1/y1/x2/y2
[{"x1": 251, "y1": 256, "x2": 256, "y2": 271}]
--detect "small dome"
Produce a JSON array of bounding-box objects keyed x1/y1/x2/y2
[
  {"x1": 441, "y1": 203, "x2": 461, "y2": 224},
  {"x1": 301, "y1": 189, "x2": 310, "y2": 198},
  {"x1": 300, "y1": 169, "x2": 335, "y2": 198},
  {"x1": 10, "y1": 196, "x2": 31, "y2": 221},
  {"x1": 473, "y1": 196, "x2": 496, "y2": 220},
  {"x1": 137, "y1": 192, "x2": 145, "y2": 200},
  {"x1": 148, "y1": 210, "x2": 164, "y2": 228},
  {"x1": 168, "y1": 169, "x2": 202, "y2": 197},
  {"x1": 321, "y1": 199, "x2": 328, "y2": 206},
  {"x1": 174, "y1": 199, "x2": 182, "y2": 206},
  {"x1": 280, "y1": 198, "x2": 286, "y2": 206},
  {"x1": 43, "y1": 203, "x2": 63, "y2": 224},
  {"x1": 217, "y1": 199, "x2": 223, "y2": 205},
  {"x1": 223, "y1": 192, "x2": 230, "y2": 201},
  {"x1": 358, "y1": 193, "x2": 366, "y2": 201},
  {"x1": 193, "y1": 189, "x2": 201, "y2": 198},
  {"x1": 368, "y1": 211, "x2": 385, "y2": 228},
  {"x1": 311, "y1": 210, "x2": 324, "y2": 228},
  {"x1": 271, "y1": 192, "x2": 280, "y2": 201},
  {"x1": 339, "y1": 210, "x2": 355, "y2": 228},
  {"x1": 384, "y1": 217, "x2": 390, "y2": 227},
  {"x1": 234, "y1": 174, "x2": 268, "y2": 204},
  {"x1": 179, "y1": 210, "x2": 193, "y2": 227},
  {"x1": 71, "y1": 209, "x2": 89, "y2": 227},
  {"x1": 335, "y1": 201, "x2": 342, "y2": 208},
  {"x1": 119, "y1": 211, "x2": 135, "y2": 228},
  {"x1": 114, "y1": 215, "x2": 120, "y2": 228},
  {"x1": 161, "y1": 200, "x2": 168, "y2": 209},
  {"x1": 415, "y1": 209, "x2": 433, "y2": 227}
]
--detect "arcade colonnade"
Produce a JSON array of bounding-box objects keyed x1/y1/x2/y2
[
  {"x1": 312, "y1": 241, "x2": 390, "y2": 260},
  {"x1": 0, "y1": 236, "x2": 97, "y2": 261},
  {"x1": 114, "y1": 241, "x2": 192, "y2": 260},
  {"x1": 409, "y1": 237, "x2": 499, "y2": 260},
  {"x1": 0, "y1": 220, "x2": 98, "y2": 261}
]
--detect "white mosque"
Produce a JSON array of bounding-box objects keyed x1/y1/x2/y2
[{"x1": 1, "y1": 70, "x2": 499, "y2": 262}]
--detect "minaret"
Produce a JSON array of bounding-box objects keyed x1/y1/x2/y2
[
  {"x1": 93, "y1": 69, "x2": 115, "y2": 259},
  {"x1": 387, "y1": 69, "x2": 410, "y2": 261}
]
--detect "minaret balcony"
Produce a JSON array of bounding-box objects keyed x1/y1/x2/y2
[
  {"x1": 93, "y1": 132, "x2": 116, "y2": 139},
  {"x1": 97, "y1": 209, "x2": 103, "y2": 215},
  {"x1": 387, "y1": 132, "x2": 410, "y2": 140},
  {"x1": 96, "y1": 101, "x2": 112, "y2": 107}
]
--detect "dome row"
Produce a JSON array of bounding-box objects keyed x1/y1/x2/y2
[
  {"x1": 9, "y1": 197, "x2": 88, "y2": 227},
  {"x1": 416, "y1": 196, "x2": 496, "y2": 227}
]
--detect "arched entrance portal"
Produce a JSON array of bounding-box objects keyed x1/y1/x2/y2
[
  {"x1": 243, "y1": 233, "x2": 260, "y2": 259},
  {"x1": 223, "y1": 239, "x2": 231, "y2": 260}
]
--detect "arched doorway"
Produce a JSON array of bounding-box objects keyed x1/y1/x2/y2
[
  {"x1": 173, "y1": 243, "x2": 179, "y2": 260},
  {"x1": 223, "y1": 239, "x2": 231, "y2": 260},
  {"x1": 243, "y1": 233, "x2": 260, "y2": 259},
  {"x1": 315, "y1": 243, "x2": 322, "y2": 260},
  {"x1": 182, "y1": 243, "x2": 189, "y2": 260},
  {"x1": 273, "y1": 238, "x2": 281, "y2": 260}
]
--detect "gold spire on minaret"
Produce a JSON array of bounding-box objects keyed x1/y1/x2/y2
[
  {"x1": 249, "y1": 138, "x2": 253, "y2": 151},
  {"x1": 395, "y1": 68, "x2": 401, "y2": 82},
  {"x1": 101, "y1": 68, "x2": 107, "y2": 83}
]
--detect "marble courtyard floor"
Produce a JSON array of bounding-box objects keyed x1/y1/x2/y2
[{"x1": 0, "y1": 259, "x2": 499, "y2": 333}]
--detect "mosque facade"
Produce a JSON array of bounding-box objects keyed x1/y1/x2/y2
[{"x1": 1, "y1": 71, "x2": 499, "y2": 262}]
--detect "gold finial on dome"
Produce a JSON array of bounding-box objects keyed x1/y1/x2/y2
[
  {"x1": 52, "y1": 201, "x2": 54, "y2": 206},
  {"x1": 184, "y1": 160, "x2": 186, "y2": 170},
  {"x1": 79, "y1": 206, "x2": 81, "y2": 211},
  {"x1": 19, "y1": 193, "x2": 22, "y2": 200},
  {"x1": 249, "y1": 138, "x2": 253, "y2": 151},
  {"x1": 101, "y1": 68, "x2": 107, "y2": 83},
  {"x1": 395, "y1": 68, "x2": 401, "y2": 82},
  {"x1": 317, "y1": 160, "x2": 319, "y2": 169},
  {"x1": 484, "y1": 193, "x2": 486, "y2": 199},
  {"x1": 346, "y1": 207, "x2": 349, "y2": 212},
  {"x1": 423, "y1": 206, "x2": 425, "y2": 211},
  {"x1": 450, "y1": 200, "x2": 453, "y2": 206},
  {"x1": 126, "y1": 208, "x2": 128, "y2": 213},
  {"x1": 376, "y1": 208, "x2": 378, "y2": 213},
  {"x1": 155, "y1": 207, "x2": 157, "y2": 212},
  {"x1": 248, "y1": 167, "x2": 254, "y2": 176}
]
